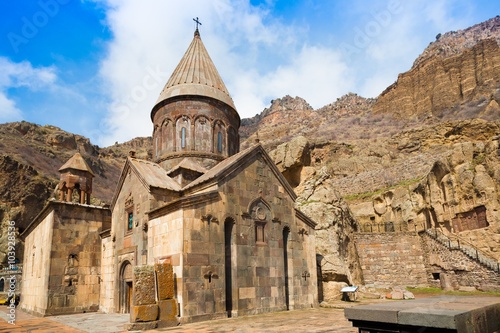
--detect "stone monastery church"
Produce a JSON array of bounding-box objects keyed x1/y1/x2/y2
[{"x1": 20, "y1": 27, "x2": 318, "y2": 325}]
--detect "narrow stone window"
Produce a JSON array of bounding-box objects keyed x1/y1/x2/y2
[
  {"x1": 255, "y1": 221, "x2": 266, "y2": 244},
  {"x1": 181, "y1": 127, "x2": 186, "y2": 148},
  {"x1": 217, "y1": 131, "x2": 223, "y2": 152},
  {"x1": 31, "y1": 253, "x2": 35, "y2": 276},
  {"x1": 127, "y1": 212, "x2": 133, "y2": 231}
]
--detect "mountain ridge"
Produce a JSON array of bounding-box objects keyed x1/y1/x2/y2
[{"x1": 1, "y1": 16, "x2": 500, "y2": 273}]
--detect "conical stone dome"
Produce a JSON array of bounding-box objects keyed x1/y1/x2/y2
[
  {"x1": 153, "y1": 29, "x2": 236, "y2": 113},
  {"x1": 151, "y1": 29, "x2": 240, "y2": 172}
]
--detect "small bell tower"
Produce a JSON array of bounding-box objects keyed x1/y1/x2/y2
[{"x1": 57, "y1": 152, "x2": 94, "y2": 204}]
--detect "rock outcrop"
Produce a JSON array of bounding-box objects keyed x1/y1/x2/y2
[
  {"x1": 374, "y1": 16, "x2": 500, "y2": 121},
  {"x1": 241, "y1": 95, "x2": 317, "y2": 150},
  {"x1": 268, "y1": 136, "x2": 311, "y2": 187},
  {"x1": 241, "y1": 93, "x2": 381, "y2": 149},
  {"x1": 413, "y1": 16, "x2": 500, "y2": 68},
  {"x1": 270, "y1": 137, "x2": 363, "y2": 295},
  {"x1": 350, "y1": 121, "x2": 500, "y2": 261},
  {"x1": 296, "y1": 168, "x2": 362, "y2": 285},
  {"x1": 0, "y1": 155, "x2": 54, "y2": 264},
  {"x1": 0, "y1": 121, "x2": 151, "y2": 265}
]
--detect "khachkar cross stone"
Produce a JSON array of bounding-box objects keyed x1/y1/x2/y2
[{"x1": 193, "y1": 17, "x2": 202, "y2": 30}]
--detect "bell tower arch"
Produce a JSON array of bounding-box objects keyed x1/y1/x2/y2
[{"x1": 57, "y1": 152, "x2": 94, "y2": 204}]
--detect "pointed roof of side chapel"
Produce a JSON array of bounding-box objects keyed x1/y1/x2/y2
[
  {"x1": 154, "y1": 28, "x2": 236, "y2": 111},
  {"x1": 58, "y1": 152, "x2": 94, "y2": 176}
]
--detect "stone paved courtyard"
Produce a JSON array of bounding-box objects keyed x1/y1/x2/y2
[{"x1": 0, "y1": 305, "x2": 357, "y2": 333}]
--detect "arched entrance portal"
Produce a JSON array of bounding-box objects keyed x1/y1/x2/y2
[{"x1": 119, "y1": 261, "x2": 133, "y2": 313}]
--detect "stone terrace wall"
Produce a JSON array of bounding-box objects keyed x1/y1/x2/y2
[
  {"x1": 355, "y1": 232, "x2": 428, "y2": 287},
  {"x1": 421, "y1": 233, "x2": 500, "y2": 290}
]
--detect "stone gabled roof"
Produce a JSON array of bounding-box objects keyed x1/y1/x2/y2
[
  {"x1": 110, "y1": 157, "x2": 181, "y2": 210},
  {"x1": 128, "y1": 158, "x2": 182, "y2": 191},
  {"x1": 167, "y1": 158, "x2": 208, "y2": 176},
  {"x1": 182, "y1": 143, "x2": 297, "y2": 200},
  {"x1": 153, "y1": 29, "x2": 236, "y2": 112},
  {"x1": 58, "y1": 152, "x2": 94, "y2": 176}
]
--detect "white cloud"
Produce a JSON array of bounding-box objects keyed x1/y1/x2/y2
[
  {"x1": 0, "y1": 93, "x2": 22, "y2": 123},
  {"x1": 424, "y1": 0, "x2": 474, "y2": 32},
  {"x1": 0, "y1": 57, "x2": 57, "y2": 123},
  {"x1": 260, "y1": 45, "x2": 352, "y2": 108},
  {"x1": 96, "y1": 0, "x2": 219, "y2": 145},
  {"x1": 0, "y1": 57, "x2": 56, "y2": 89},
  {"x1": 344, "y1": 0, "x2": 480, "y2": 97},
  {"x1": 96, "y1": 0, "x2": 351, "y2": 145},
  {"x1": 95, "y1": 0, "x2": 485, "y2": 145}
]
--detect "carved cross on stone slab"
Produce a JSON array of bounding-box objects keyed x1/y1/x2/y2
[{"x1": 302, "y1": 271, "x2": 310, "y2": 281}]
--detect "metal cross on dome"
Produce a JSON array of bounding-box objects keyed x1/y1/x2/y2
[{"x1": 193, "y1": 17, "x2": 202, "y2": 30}]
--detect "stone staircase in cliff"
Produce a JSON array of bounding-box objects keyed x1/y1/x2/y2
[{"x1": 424, "y1": 229, "x2": 500, "y2": 273}]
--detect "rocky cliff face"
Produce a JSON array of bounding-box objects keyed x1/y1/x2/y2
[
  {"x1": 241, "y1": 95, "x2": 316, "y2": 150},
  {"x1": 349, "y1": 120, "x2": 500, "y2": 260},
  {"x1": 374, "y1": 16, "x2": 500, "y2": 121},
  {"x1": 242, "y1": 17, "x2": 500, "y2": 291},
  {"x1": 268, "y1": 118, "x2": 500, "y2": 289},
  {"x1": 0, "y1": 121, "x2": 152, "y2": 265},
  {"x1": 241, "y1": 93, "x2": 379, "y2": 149},
  {"x1": 1, "y1": 17, "x2": 499, "y2": 292},
  {"x1": 413, "y1": 16, "x2": 500, "y2": 68}
]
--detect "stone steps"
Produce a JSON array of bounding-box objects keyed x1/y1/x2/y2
[{"x1": 424, "y1": 229, "x2": 500, "y2": 273}]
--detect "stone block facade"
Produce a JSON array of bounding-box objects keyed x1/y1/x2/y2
[
  {"x1": 355, "y1": 230, "x2": 500, "y2": 290},
  {"x1": 99, "y1": 230, "x2": 115, "y2": 313},
  {"x1": 354, "y1": 232, "x2": 428, "y2": 287},
  {"x1": 146, "y1": 150, "x2": 317, "y2": 323},
  {"x1": 21, "y1": 201, "x2": 110, "y2": 316},
  {"x1": 157, "y1": 299, "x2": 178, "y2": 327}
]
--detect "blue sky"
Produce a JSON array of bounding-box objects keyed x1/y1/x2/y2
[{"x1": 0, "y1": 0, "x2": 498, "y2": 147}]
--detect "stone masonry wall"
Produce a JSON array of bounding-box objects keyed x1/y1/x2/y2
[
  {"x1": 355, "y1": 232, "x2": 428, "y2": 287},
  {"x1": 20, "y1": 210, "x2": 53, "y2": 316},
  {"x1": 46, "y1": 202, "x2": 110, "y2": 315},
  {"x1": 99, "y1": 232, "x2": 114, "y2": 313},
  {"x1": 21, "y1": 201, "x2": 110, "y2": 316},
  {"x1": 421, "y1": 233, "x2": 500, "y2": 290},
  {"x1": 147, "y1": 148, "x2": 317, "y2": 323}
]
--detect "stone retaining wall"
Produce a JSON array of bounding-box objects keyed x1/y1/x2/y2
[{"x1": 355, "y1": 232, "x2": 428, "y2": 287}]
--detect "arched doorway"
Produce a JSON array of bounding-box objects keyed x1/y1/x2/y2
[
  {"x1": 119, "y1": 261, "x2": 133, "y2": 313},
  {"x1": 224, "y1": 218, "x2": 235, "y2": 317},
  {"x1": 283, "y1": 226, "x2": 290, "y2": 310},
  {"x1": 0, "y1": 278, "x2": 4, "y2": 292}
]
